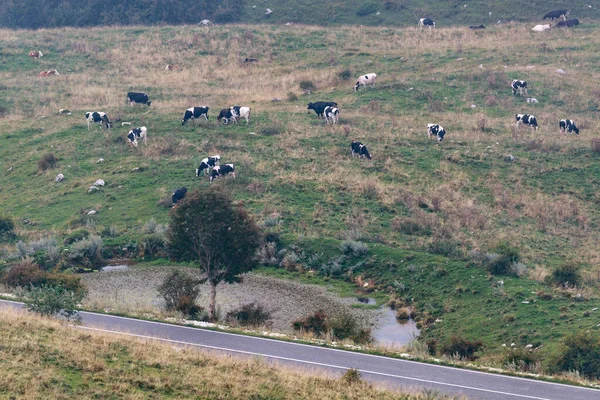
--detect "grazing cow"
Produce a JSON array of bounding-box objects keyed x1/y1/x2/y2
[
  {"x1": 38, "y1": 69, "x2": 59, "y2": 77},
  {"x1": 307, "y1": 101, "x2": 338, "y2": 118},
  {"x1": 532, "y1": 24, "x2": 552, "y2": 32},
  {"x1": 324, "y1": 106, "x2": 339, "y2": 125},
  {"x1": 230, "y1": 106, "x2": 251, "y2": 125},
  {"x1": 217, "y1": 108, "x2": 235, "y2": 124},
  {"x1": 127, "y1": 92, "x2": 151, "y2": 106},
  {"x1": 29, "y1": 51, "x2": 43, "y2": 58},
  {"x1": 556, "y1": 19, "x2": 580, "y2": 28},
  {"x1": 196, "y1": 155, "x2": 221, "y2": 176},
  {"x1": 515, "y1": 114, "x2": 539, "y2": 130},
  {"x1": 469, "y1": 25, "x2": 485, "y2": 30},
  {"x1": 543, "y1": 9, "x2": 569, "y2": 20},
  {"x1": 85, "y1": 112, "x2": 112, "y2": 130},
  {"x1": 419, "y1": 18, "x2": 436, "y2": 28},
  {"x1": 181, "y1": 106, "x2": 209, "y2": 125},
  {"x1": 559, "y1": 119, "x2": 579, "y2": 135},
  {"x1": 210, "y1": 164, "x2": 236, "y2": 183},
  {"x1": 351, "y1": 141, "x2": 372, "y2": 159},
  {"x1": 165, "y1": 64, "x2": 180, "y2": 70},
  {"x1": 511, "y1": 80, "x2": 528, "y2": 96},
  {"x1": 127, "y1": 126, "x2": 147, "y2": 147},
  {"x1": 244, "y1": 57, "x2": 259, "y2": 63},
  {"x1": 172, "y1": 187, "x2": 187, "y2": 206},
  {"x1": 427, "y1": 124, "x2": 447, "y2": 142},
  {"x1": 353, "y1": 73, "x2": 377, "y2": 92}
]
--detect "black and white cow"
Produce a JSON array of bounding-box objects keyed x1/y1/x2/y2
[
  {"x1": 181, "y1": 107, "x2": 209, "y2": 125},
  {"x1": 427, "y1": 124, "x2": 446, "y2": 142},
  {"x1": 196, "y1": 155, "x2": 221, "y2": 176},
  {"x1": 324, "y1": 106, "x2": 339, "y2": 125},
  {"x1": 543, "y1": 9, "x2": 569, "y2": 21},
  {"x1": 515, "y1": 114, "x2": 539, "y2": 130},
  {"x1": 351, "y1": 141, "x2": 372, "y2": 159},
  {"x1": 127, "y1": 92, "x2": 151, "y2": 106},
  {"x1": 559, "y1": 119, "x2": 579, "y2": 135},
  {"x1": 511, "y1": 80, "x2": 528, "y2": 96},
  {"x1": 209, "y1": 164, "x2": 236, "y2": 183},
  {"x1": 419, "y1": 18, "x2": 436, "y2": 28},
  {"x1": 127, "y1": 126, "x2": 147, "y2": 147},
  {"x1": 556, "y1": 19, "x2": 579, "y2": 28},
  {"x1": 171, "y1": 187, "x2": 187, "y2": 206},
  {"x1": 231, "y1": 106, "x2": 251, "y2": 125},
  {"x1": 307, "y1": 101, "x2": 338, "y2": 118},
  {"x1": 85, "y1": 112, "x2": 112, "y2": 130},
  {"x1": 353, "y1": 73, "x2": 377, "y2": 92},
  {"x1": 217, "y1": 108, "x2": 235, "y2": 124}
]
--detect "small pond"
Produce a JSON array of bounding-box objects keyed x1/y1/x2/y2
[{"x1": 372, "y1": 302, "x2": 420, "y2": 348}]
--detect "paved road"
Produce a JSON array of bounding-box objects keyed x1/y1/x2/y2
[{"x1": 1, "y1": 299, "x2": 599, "y2": 400}]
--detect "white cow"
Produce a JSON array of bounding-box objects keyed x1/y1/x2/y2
[
  {"x1": 532, "y1": 24, "x2": 552, "y2": 32},
  {"x1": 353, "y1": 73, "x2": 377, "y2": 92}
]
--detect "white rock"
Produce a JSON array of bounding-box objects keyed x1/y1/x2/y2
[
  {"x1": 525, "y1": 344, "x2": 533, "y2": 349},
  {"x1": 87, "y1": 210, "x2": 97, "y2": 215},
  {"x1": 511, "y1": 343, "x2": 516, "y2": 347},
  {"x1": 88, "y1": 186, "x2": 99, "y2": 193},
  {"x1": 471, "y1": 104, "x2": 477, "y2": 108},
  {"x1": 121, "y1": 122, "x2": 132, "y2": 126},
  {"x1": 556, "y1": 69, "x2": 566, "y2": 74},
  {"x1": 55, "y1": 173, "x2": 64, "y2": 183},
  {"x1": 94, "y1": 179, "x2": 105, "y2": 186},
  {"x1": 526, "y1": 98, "x2": 539, "y2": 104}
]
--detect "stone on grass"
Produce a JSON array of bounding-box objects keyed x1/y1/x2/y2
[{"x1": 55, "y1": 173, "x2": 64, "y2": 182}]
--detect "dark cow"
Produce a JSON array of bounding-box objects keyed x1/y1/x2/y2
[
  {"x1": 85, "y1": 111, "x2": 111, "y2": 130},
  {"x1": 427, "y1": 124, "x2": 446, "y2": 142},
  {"x1": 171, "y1": 187, "x2": 187, "y2": 206},
  {"x1": 196, "y1": 155, "x2": 221, "y2": 176},
  {"x1": 419, "y1": 18, "x2": 435, "y2": 28},
  {"x1": 515, "y1": 114, "x2": 539, "y2": 130},
  {"x1": 511, "y1": 80, "x2": 528, "y2": 96},
  {"x1": 127, "y1": 126, "x2": 147, "y2": 147},
  {"x1": 307, "y1": 101, "x2": 338, "y2": 118},
  {"x1": 217, "y1": 108, "x2": 235, "y2": 124},
  {"x1": 209, "y1": 164, "x2": 236, "y2": 183},
  {"x1": 351, "y1": 141, "x2": 372, "y2": 159},
  {"x1": 244, "y1": 58, "x2": 259, "y2": 63},
  {"x1": 469, "y1": 25, "x2": 485, "y2": 30},
  {"x1": 556, "y1": 19, "x2": 580, "y2": 28},
  {"x1": 181, "y1": 107, "x2": 209, "y2": 125},
  {"x1": 127, "y1": 92, "x2": 151, "y2": 106},
  {"x1": 559, "y1": 119, "x2": 579, "y2": 135},
  {"x1": 543, "y1": 9, "x2": 569, "y2": 21}
]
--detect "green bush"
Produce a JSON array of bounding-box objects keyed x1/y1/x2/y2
[
  {"x1": 340, "y1": 240, "x2": 369, "y2": 257},
  {"x1": 292, "y1": 310, "x2": 328, "y2": 335},
  {"x1": 551, "y1": 262, "x2": 581, "y2": 288},
  {"x1": 158, "y1": 270, "x2": 203, "y2": 318},
  {"x1": 2, "y1": 260, "x2": 86, "y2": 295},
  {"x1": 440, "y1": 336, "x2": 483, "y2": 360},
  {"x1": 503, "y1": 348, "x2": 540, "y2": 372},
  {"x1": 66, "y1": 235, "x2": 104, "y2": 270},
  {"x1": 138, "y1": 233, "x2": 167, "y2": 260},
  {"x1": 63, "y1": 229, "x2": 90, "y2": 245},
  {"x1": 486, "y1": 241, "x2": 520, "y2": 275},
  {"x1": 550, "y1": 331, "x2": 600, "y2": 379},
  {"x1": 0, "y1": 215, "x2": 15, "y2": 240},
  {"x1": 337, "y1": 69, "x2": 353, "y2": 81},
  {"x1": 226, "y1": 302, "x2": 272, "y2": 327},
  {"x1": 329, "y1": 312, "x2": 372, "y2": 344},
  {"x1": 26, "y1": 284, "x2": 83, "y2": 322},
  {"x1": 37, "y1": 153, "x2": 58, "y2": 171},
  {"x1": 299, "y1": 80, "x2": 316, "y2": 92},
  {"x1": 427, "y1": 238, "x2": 463, "y2": 258}
]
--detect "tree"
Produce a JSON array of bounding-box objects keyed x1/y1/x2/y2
[
  {"x1": 26, "y1": 284, "x2": 84, "y2": 322},
  {"x1": 158, "y1": 270, "x2": 203, "y2": 318},
  {"x1": 167, "y1": 187, "x2": 261, "y2": 321}
]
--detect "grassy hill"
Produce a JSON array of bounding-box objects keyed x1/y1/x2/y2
[{"x1": 1, "y1": 21, "x2": 600, "y2": 369}]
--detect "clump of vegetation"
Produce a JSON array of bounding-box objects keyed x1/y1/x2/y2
[
  {"x1": 63, "y1": 229, "x2": 89, "y2": 245},
  {"x1": 292, "y1": 310, "x2": 328, "y2": 336},
  {"x1": 591, "y1": 138, "x2": 600, "y2": 154},
  {"x1": 337, "y1": 69, "x2": 352, "y2": 81},
  {"x1": 356, "y1": 2, "x2": 378, "y2": 16},
  {"x1": 299, "y1": 80, "x2": 316, "y2": 93},
  {"x1": 37, "y1": 153, "x2": 58, "y2": 171},
  {"x1": 340, "y1": 240, "x2": 369, "y2": 257},
  {"x1": 341, "y1": 368, "x2": 362, "y2": 384},
  {"x1": 427, "y1": 238, "x2": 463, "y2": 258},
  {"x1": 286, "y1": 92, "x2": 298, "y2": 101},
  {"x1": 549, "y1": 262, "x2": 581, "y2": 288},
  {"x1": 292, "y1": 310, "x2": 371, "y2": 343},
  {"x1": 0, "y1": 215, "x2": 15, "y2": 241},
  {"x1": 549, "y1": 331, "x2": 600, "y2": 379},
  {"x1": 225, "y1": 302, "x2": 272, "y2": 327},
  {"x1": 484, "y1": 242, "x2": 521, "y2": 276},
  {"x1": 503, "y1": 347, "x2": 540, "y2": 372},
  {"x1": 158, "y1": 270, "x2": 203, "y2": 319},
  {"x1": 65, "y1": 235, "x2": 104, "y2": 270},
  {"x1": 2, "y1": 260, "x2": 85, "y2": 294},
  {"x1": 440, "y1": 336, "x2": 483, "y2": 360},
  {"x1": 260, "y1": 125, "x2": 283, "y2": 136},
  {"x1": 138, "y1": 233, "x2": 167, "y2": 260},
  {"x1": 26, "y1": 284, "x2": 84, "y2": 322}
]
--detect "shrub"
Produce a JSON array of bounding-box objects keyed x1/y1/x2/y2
[
  {"x1": 486, "y1": 242, "x2": 520, "y2": 275},
  {"x1": 427, "y1": 238, "x2": 463, "y2": 258},
  {"x1": 2, "y1": 260, "x2": 85, "y2": 295},
  {"x1": 393, "y1": 217, "x2": 432, "y2": 236},
  {"x1": 158, "y1": 270, "x2": 202, "y2": 318},
  {"x1": 356, "y1": 2, "x2": 378, "y2": 16},
  {"x1": 292, "y1": 310, "x2": 328, "y2": 335},
  {"x1": 257, "y1": 242, "x2": 278, "y2": 266},
  {"x1": 142, "y1": 218, "x2": 166, "y2": 235},
  {"x1": 591, "y1": 138, "x2": 600, "y2": 154},
  {"x1": 329, "y1": 312, "x2": 372, "y2": 343},
  {"x1": 138, "y1": 233, "x2": 167, "y2": 260},
  {"x1": 299, "y1": 80, "x2": 316, "y2": 92},
  {"x1": 503, "y1": 348, "x2": 540, "y2": 372},
  {"x1": 66, "y1": 235, "x2": 104, "y2": 270},
  {"x1": 287, "y1": 92, "x2": 298, "y2": 102},
  {"x1": 341, "y1": 368, "x2": 362, "y2": 384},
  {"x1": 37, "y1": 153, "x2": 58, "y2": 171},
  {"x1": 551, "y1": 331, "x2": 600, "y2": 379},
  {"x1": 26, "y1": 284, "x2": 84, "y2": 322},
  {"x1": 340, "y1": 240, "x2": 369, "y2": 257},
  {"x1": 551, "y1": 262, "x2": 581, "y2": 288},
  {"x1": 337, "y1": 69, "x2": 352, "y2": 81},
  {"x1": 440, "y1": 336, "x2": 483, "y2": 360},
  {"x1": 63, "y1": 229, "x2": 89, "y2": 245},
  {"x1": 0, "y1": 215, "x2": 15, "y2": 240},
  {"x1": 226, "y1": 302, "x2": 272, "y2": 327}
]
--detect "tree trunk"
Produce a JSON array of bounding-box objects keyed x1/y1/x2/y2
[{"x1": 208, "y1": 281, "x2": 217, "y2": 321}]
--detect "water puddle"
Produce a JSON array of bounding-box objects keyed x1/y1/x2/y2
[{"x1": 371, "y1": 301, "x2": 420, "y2": 347}]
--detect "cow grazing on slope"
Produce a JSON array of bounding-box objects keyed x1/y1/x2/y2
[
  {"x1": 307, "y1": 101, "x2": 338, "y2": 118},
  {"x1": 532, "y1": 24, "x2": 552, "y2": 32},
  {"x1": 182, "y1": 107, "x2": 209, "y2": 125},
  {"x1": 427, "y1": 124, "x2": 447, "y2": 142},
  {"x1": 38, "y1": 69, "x2": 59, "y2": 77},
  {"x1": 351, "y1": 141, "x2": 372, "y2": 159},
  {"x1": 172, "y1": 187, "x2": 187, "y2": 206},
  {"x1": 85, "y1": 112, "x2": 112, "y2": 130},
  {"x1": 469, "y1": 25, "x2": 485, "y2": 30},
  {"x1": 165, "y1": 64, "x2": 180, "y2": 70},
  {"x1": 127, "y1": 126, "x2": 147, "y2": 147},
  {"x1": 543, "y1": 9, "x2": 569, "y2": 21},
  {"x1": 559, "y1": 119, "x2": 579, "y2": 135},
  {"x1": 556, "y1": 19, "x2": 579, "y2": 28},
  {"x1": 231, "y1": 106, "x2": 251, "y2": 125},
  {"x1": 324, "y1": 106, "x2": 339, "y2": 125},
  {"x1": 217, "y1": 108, "x2": 235, "y2": 124},
  {"x1": 127, "y1": 92, "x2": 151, "y2": 106},
  {"x1": 516, "y1": 114, "x2": 539, "y2": 130},
  {"x1": 419, "y1": 18, "x2": 435, "y2": 28},
  {"x1": 29, "y1": 51, "x2": 43, "y2": 58},
  {"x1": 353, "y1": 73, "x2": 377, "y2": 92},
  {"x1": 196, "y1": 155, "x2": 221, "y2": 176},
  {"x1": 210, "y1": 164, "x2": 236, "y2": 183},
  {"x1": 511, "y1": 80, "x2": 528, "y2": 96}
]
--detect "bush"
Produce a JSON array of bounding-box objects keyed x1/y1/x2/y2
[
  {"x1": 138, "y1": 233, "x2": 167, "y2": 260},
  {"x1": 340, "y1": 240, "x2": 369, "y2": 257},
  {"x1": 257, "y1": 242, "x2": 279, "y2": 266},
  {"x1": 503, "y1": 348, "x2": 540, "y2": 372},
  {"x1": 226, "y1": 302, "x2": 272, "y2": 327},
  {"x1": 260, "y1": 125, "x2": 283, "y2": 136},
  {"x1": 287, "y1": 92, "x2": 298, "y2": 102},
  {"x1": 329, "y1": 312, "x2": 372, "y2": 343},
  {"x1": 591, "y1": 138, "x2": 600, "y2": 154},
  {"x1": 292, "y1": 310, "x2": 328, "y2": 335},
  {"x1": 0, "y1": 215, "x2": 15, "y2": 240},
  {"x1": 26, "y1": 284, "x2": 83, "y2": 322},
  {"x1": 2, "y1": 260, "x2": 86, "y2": 295},
  {"x1": 63, "y1": 229, "x2": 89, "y2": 245},
  {"x1": 551, "y1": 331, "x2": 600, "y2": 379},
  {"x1": 158, "y1": 270, "x2": 202, "y2": 318},
  {"x1": 486, "y1": 242, "x2": 520, "y2": 275},
  {"x1": 38, "y1": 153, "x2": 58, "y2": 171},
  {"x1": 341, "y1": 368, "x2": 362, "y2": 384},
  {"x1": 299, "y1": 80, "x2": 316, "y2": 92},
  {"x1": 66, "y1": 235, "x2": 103, "y2": 270},
  {"x1": 551, "y1": 262, "x2": 581, "y2": 288},
  {"x1": 337, "y1": 69, "x2": 352, "y2": 81},
  {"x1": 427, "y1": 238, "x2": 463, "y2": 258},
  {"x1": 440, "y1": 336, "x2": 483, "y2": 360},
  {"x1": 356, "y1": 2, "x2": 378, "y2": 16}
]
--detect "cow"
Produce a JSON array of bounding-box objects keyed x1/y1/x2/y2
[
  {"x1": 29, "y1": 51, "x2": 43, "y2": 59},
  {"x1": 351, "y1": 141, "x2": 372, "y2": 159},
  {"x1": 127, "y1": 126, "x2": 147, "y2": 147},
  {"x1": 38, "y1": 69, "x2": 59, "y2": 77},
  {"x1": 515, "y1": 114, "x2": 539, "y2": 130},
  {"x1": 543, "y1": 9, "x2": 569, "y2": 21},
  {"x1": 209, "y1": 164, "x2": 236, "y2": 183},
  {"x1": 559, "y1": 119, "x2": 579, "y2": 135},
  {"x1": 419, "y1": 18, "x2": 435, "y2": 29},
  {"x1": 511, "y1": 80, "x2": 528, "y2": 96},
  {"x1": 171, "y1": 187, "x2": 187, "y2": 206},
  {"x1": 427, "y1": 124, "x2": 447, "y2": 142},
  {"x1": 556, "y1": 19, "x2": 580, "y2": 28},
  {"x1": 469, "y1": 25, "x2": 486, "y2": 30},
  {"x1": 85, "y1": 112, "x2": 112, "y2": 130},
  {"x1": 127, "y1": 92, "x2": 151, "y2": 106},
  {"x1": 230, "y1": 106, "x2": 251, "y2": 125},
  {"x1": 307, "y1": 101, "x2": 338, "y2": 118},
  {"x1": 165, "y1": 64, "x2": 180, "y2": 70},
  {"x1": 217, "y1": 108, "x2": 235, "y2": 124},
  {"x1": 353, "y1": 73, "x2": 377, "y2": 92},
  {"x1": 244, "y1": 57, "x2": 259, "y2": 63},
  {"x1": 324, "y1": 106, "x2": 339, "y2": 125},
  {"x1": 532, "y1": 24, "x2": 552, "y2": 32},
  {"x1": 196, "y1": 155, "x2": 221, "y2": 176},
  {"x1": 182, "y1": 106, "x2": 209, "y2": 125}
]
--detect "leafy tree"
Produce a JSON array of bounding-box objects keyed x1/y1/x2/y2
[
  {"x1": 158, "y1": 270, "x2": 203, "y2": 318},
  {"x1": 26, "y1": 284, "x2": 84, "y2": 322},
  {"x1": 167, "y1": 187, "x2": 261, "y2": 321},
  {"x1": 552, "y1": 331, "x2": 600, "y2": 379}
]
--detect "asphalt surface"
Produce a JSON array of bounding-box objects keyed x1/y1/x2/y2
[{"x1": 1, "y1": 299, "x2": 599, "y2": 400}]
